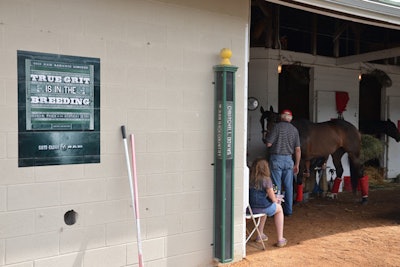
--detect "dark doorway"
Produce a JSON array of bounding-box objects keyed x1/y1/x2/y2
[
  {"x1": 359, "y1": 74, "x2": 382, "y2": 167},
  {"x1": 359, "y1": 74, "x2": 382, "y2": 133},
  {"x1": 278, "y1": 64, "x2": 310, "y2": 119}
]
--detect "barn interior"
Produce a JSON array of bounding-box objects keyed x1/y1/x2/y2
[{"x1": 250, "y1": 0, "x2": 400, "y2": 126}]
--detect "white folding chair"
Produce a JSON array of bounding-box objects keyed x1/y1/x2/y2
[
  {"x1": 244, "y1": 167, "x2": 266, "y2": 250},
  {"x1": 245, "y1": 206, "x2": 267, "y2": 250}
]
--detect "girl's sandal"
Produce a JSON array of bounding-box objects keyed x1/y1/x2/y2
[
  {"x1": 255, "y1": 234, "x2": 268, "y2": 243},
  {"x1": 276, "y1": 238, "x2": 287, "y2": 247}
]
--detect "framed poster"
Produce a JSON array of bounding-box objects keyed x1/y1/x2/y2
[{"x1": 17, "y1": 51, "x2": 100, "y2": 167}]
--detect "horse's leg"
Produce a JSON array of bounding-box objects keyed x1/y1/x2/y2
[
  {"x1": 330, "y1": 149, "x2": 346, "y2": 198},
  {"x1": 319, "y1": 162, "x2": 328, "y2": 196},
  {"x1": 295, "y1": 159, "x2": 310, "y2": 202},
  {"x1": 331, "y1": 149, "x2": 345, "y2": 178},
  {"x1": 308, "y1": 157, "x2": 327, "y2": 196},
  {"x1": 348, "y1": 153, "x2": 367, "y2": 203},
  {"x1": 305, "y1": 169, "x2": 313, "y2": 192},
  {"x1": 348, "y1": 154, "x2": 363, "y2": 191},
  {"x1": 307, "y1": 160, "x2": 316, "y2": 196},
  {"x1": 294, "y1": 159, "x2": 307, "y2": 203},
  {"x1": 304, "y1": 160, "x2": 311, "y2": 177}
]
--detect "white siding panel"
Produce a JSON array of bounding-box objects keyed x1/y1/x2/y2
[{"x1": 387, "y1": 96, "x2": 400, "y2": 178}]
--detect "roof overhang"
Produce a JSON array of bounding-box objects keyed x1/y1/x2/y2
[
  {"x1": 265, "y1": 0, "x2": 400, "y2": 65},
  {"x1": 266, "y1": 0, "x2": 400, "y2": 30}
]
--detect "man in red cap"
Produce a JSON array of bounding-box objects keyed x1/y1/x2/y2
[{"x1": 266, "y1": 109, "x2": 301, "y2": 216}]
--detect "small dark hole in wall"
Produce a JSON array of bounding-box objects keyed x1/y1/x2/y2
[{"x1": 64, "y1": 210, "x2": 78, "y2": 225}]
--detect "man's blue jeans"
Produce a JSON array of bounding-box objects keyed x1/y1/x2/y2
[{"x1": 269, "y1": 154, "x2": 294, "y2": 215}]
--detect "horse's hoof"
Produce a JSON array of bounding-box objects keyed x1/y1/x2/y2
[
  {"x1": 326, "y1": 193, "x2": 337, "y2": 199},
  {"x1": 361, "y1": 197, "x2": 368, "y2": 205}
]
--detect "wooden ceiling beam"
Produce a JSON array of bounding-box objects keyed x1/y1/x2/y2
[{"x1": 336, "y1": 47, "x2": 400, "y2": 65}]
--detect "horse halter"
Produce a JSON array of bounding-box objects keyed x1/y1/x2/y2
[
  {"x1": 261, "y1": 129, "x2": 269, "y2": 144},
  {"x1": 260, "y1": 115, "x2": 270, "y2": 144},
  {"x1": 261, "y1": 113, "x2": 282, "y2": 143}
]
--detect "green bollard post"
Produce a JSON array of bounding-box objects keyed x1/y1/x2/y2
[{"x1": 213, "y1": 48, "x2": 238, "y2": 263}]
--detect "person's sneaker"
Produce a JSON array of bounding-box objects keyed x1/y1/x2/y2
[
  {"x1": 255, "y1": 234, "x2": 268, "y2": 243},
  {"x1": 276, "y1": 238, "x2": 287, "y2": 247}
]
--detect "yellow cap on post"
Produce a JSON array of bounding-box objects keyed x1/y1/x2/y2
[{"x1": 220, "y1": 48, "x2": 232, "y2": 65}]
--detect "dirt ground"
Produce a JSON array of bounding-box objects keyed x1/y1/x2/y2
[{"x1": 229, "y1": 181, "x2": 400, "y2": 267}]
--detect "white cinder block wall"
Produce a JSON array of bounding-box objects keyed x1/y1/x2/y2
[{"x1": 0, "y1": 0, "x2": 250, "y2": 266}]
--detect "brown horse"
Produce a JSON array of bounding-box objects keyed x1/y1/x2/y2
[{"x1": 260, "y1": 106, "x2": 364, "y2": 194}]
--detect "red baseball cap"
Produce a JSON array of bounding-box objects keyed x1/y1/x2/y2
[{"x1": 281, "y1": 109, "x2": 293, "y2": 116}]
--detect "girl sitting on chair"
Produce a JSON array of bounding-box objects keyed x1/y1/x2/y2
[{"x1": 249, "y1": 158, "x2": 287, "y2": 247}]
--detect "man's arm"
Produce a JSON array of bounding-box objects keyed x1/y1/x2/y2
[{"x1": 293, "y1": 146, "x2": 301, "y2": 175}]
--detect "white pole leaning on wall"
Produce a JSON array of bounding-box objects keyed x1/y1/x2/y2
[{"x1": 121, "y1": 126, "x2": 144, "y2": 267}]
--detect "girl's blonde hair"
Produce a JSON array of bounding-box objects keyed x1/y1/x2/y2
[{"x1": 249, "y1": 158, "x2": 271, "y2": 190}]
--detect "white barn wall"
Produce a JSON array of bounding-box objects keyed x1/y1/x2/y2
[
  {"x1": 247, "y1": 58, "x2": 269, "y2": 164},
  {"x1": 247, "y1": 49, "x2": 280, "y2": 164},
  {"x1": 0, "y1": 0, "x2": 250, "y2": 266},
  {"x1": 313, "y1": 66, "x2": 360, "y2": 126},
  {"x1": 387, "y1": 96, "x2": 400, "y2": 178},
  {"x1": 386, "y1": 72, "x2": 400, "y2": 98},
  {"x1": 386, "y1": 73, "x2": 400, "y2": 178}
]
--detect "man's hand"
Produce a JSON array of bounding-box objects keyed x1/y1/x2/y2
[{"x1": 293, "y1": 165, "x2": 299, "y2": 175}]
